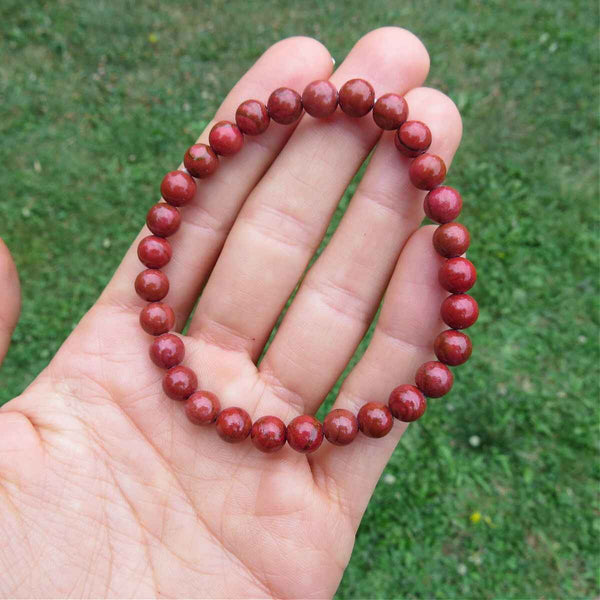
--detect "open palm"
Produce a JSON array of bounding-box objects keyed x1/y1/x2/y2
[{"x1": 0, "y1": 28, "x2": 461, "y2": 598}]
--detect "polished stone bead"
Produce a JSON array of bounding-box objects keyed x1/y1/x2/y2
[
  {"x1": 251, "y1": 416, "x2": 287, "y2": 453},
  {"x1": 216, "y1": 407, "x2": 252, "y2": 443},
  {"x1": 409, "y1": 153, "x2": 447, "y2": 190},
  {"x1": 149, "y1": 333, "x2": 185, "y2": 369},
  {"x1": 423, "y1": 186, "x2": 463, "y2": 223},
  {"x1": 388, "y1": 385, "x2": 427, "y2": 422},
  {"x1": 394, "y1": 120, "x2": 431, "y2": 157},
  {"x1": 135, "y1": 269, "x2": 169, "y2": 302},
  {"x1": 357, "y1": 402, "x2": 394, "y2": 438},
  {"x1": 185, "y1": 391, "x2": 221, "y2": 425},
  {"x1": 372, "y1": 93, "x2": 408, "y2": 130},
  {"x1": 146, "y1": 203, "x2": 181, "y2": 238},
  {"x1": 286, "y1": 415, "x2": 324, "y2": 453},
  {"x1": 235, "y1": 99, "x2": 270, "y2": 135},
  {"x1": 137, "y1": 235, "x2": 172, "y2": 269},
  {"x1": 338, "y1": 78, "x2": 375, "y2": 118},
  {"x1": 139, "y1": 302, "x2": 175, "y2": 336},
  {"x1": 160, "y1": 171, "x2": 196, "y2": 206},
  {"x1": 441, "y1": 294, "x2": 479, "y2": 329},
  {"x1": 415, "y1": 361, "x2": 454, "y2": 398},
  {"x1": 434, "y1": 329, "x2": 472, "y2": 366},
  {"x1": 323, "y1": 409, "x2": 359, "y2": 446},
  {"x1": 209, "y1": 121, "x2": 244, "y2": 156},
  {"x1": 183, "y1": 143, "x2": 219, "y2": 179},
  {"x1": 439, "y1": 257, "x2": 477, "y2": 293},
  {"x1": 267, "y1": 87, "x2": 303, "y2": 124},
  {"x1": 433, "y1": 222, "x2": 470, "y2": 257},
  {"x1": 162, "y1": 365, "x2": 198, "y2": 400},
  {"x1": 302, "y1": 80, "x2": 338, "y2": 118}
]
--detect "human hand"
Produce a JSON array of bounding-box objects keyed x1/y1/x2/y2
[{"x1": 0, "y1": 28, "x2": 461, "y2": 598}]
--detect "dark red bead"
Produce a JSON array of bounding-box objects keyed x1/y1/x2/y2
[
  {"x1": 267, "y1": 87, "x2": 303, "y2": 125},
  {"x1": 286, "y1": 415, "x2": 323, "y2": 454},
  {"x1": 434, "y1": 330, "x2": 473, "y2": 366},
  {"x1": 433, "y1": 222, "x2": 470, "y2": 257},
  {"x1": 146, "y1": 203, "x2": 181, "y2": 238},
  {"x1": 439, "y1": 257, "x2": 477, "y2": 293},
  {"x1": 160, "y1": 171, "x2": 196, "y2": 206},
  {"x1": 301, "y1": 80, "x2": 338, "y2": 118},
  {"x1": 441, "y1": 294, "x2": 479, "y2": 329},
  {"x1": 338, "y1": 78, "x2": 375, "y2": 118},
  {"x1": 323, "y1": 409, "x2": 359, "y2": 446},
  {"x1": 183, "y1": 143, "x2": 219, "y2": 179},
  {"x1": 357, "y1": 402, "x2": 394, "y2": 438},
  {"x1": 162, "y1": 365, "x2": 198, "y2": 400},
  {"x1": 216, "y1": 407, "x2": 252, "y2": 443},
  {"x1": 139, "y1": 302, "x2": 175, "y2": 336},
  {"x1": 395, "y1": 120, "x2": 431, "y2": 157},
  {"x1": 251, "y1": 416, "x2": 287, "y2": 453},
  {"x1": 424, "y1": 186, "x2": 463, "y2": 223},
  {"x1": 135, "y1": 269, "x2": 169, "y2": 302},
  {"x1": 372, "y1": 93, "x2": 408, "y2": 130},
  {"x1": 415, "y1": 361, "x2": 454, "y2": 398},
  {"x1": 137, "y1": 235, "x2": 172, "y2": 269},
  {"x1": 209, "y1": 121, "x2": 244, "y2": 156},
  {"x1": 235, "y1": 99, "x2": 270, "y2": 135},
  {"x1": 409, "y1": 153, "x2": 447, "y2": 190},
  {"x1": 149, "y1": 333, "x2": 185, "y2": 369},
  {"x1": 388, "y1": 385, "x2": 427, "y2": 422},
  {"x1": 185, "y1": 391, "x2": 220, "y2": 425}
]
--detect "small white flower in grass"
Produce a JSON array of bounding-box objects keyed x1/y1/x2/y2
[
  {"x1": 549, "y1": 42, "x2": 558, "y2": 53},
  {"x1": 383, "y1": 473, "x2": 396, "y2": 485},
  {"x1": 446, "y1": 403, "x2": 455, "y2": 412},
  {"x1": 539, "y1": 32, "x2": 549, "y2": 43},
  {"x1": 22, "y1": 207, "x2": 31, "y2": 218},
  {"x1": 33, "y1": 160, "x2": 42, "y2": 173},
  {"x1": 102, "y1": 238, "x2": 112, "y2": 249},
  {"x1": 469, "y1": 435, "x2": 481, "y2": 447},
  {"x1": 457, "y1": 564, "x2": 467, "y2": 576},
  {"x1": 578, "y1": 335, "x2": 587, "y2": 344}
]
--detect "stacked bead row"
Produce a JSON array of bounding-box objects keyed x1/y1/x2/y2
[{"x1": 134, "y1": 77, "x2": 478, "y2": 454}]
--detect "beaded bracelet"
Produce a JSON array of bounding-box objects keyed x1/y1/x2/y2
[{"x1": 136, "y1": 77, "x2": 478, "y2": 454}]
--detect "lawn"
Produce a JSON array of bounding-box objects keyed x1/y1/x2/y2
[{"x1": 1, "y1": 0, "x2": 598, "y2": 598}]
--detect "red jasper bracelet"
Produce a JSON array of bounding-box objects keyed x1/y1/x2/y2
[{"x1": 137, "y1": 78, "x2": 478, "y2": 454}]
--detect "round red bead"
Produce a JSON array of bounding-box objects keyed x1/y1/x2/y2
[
  {"x1": 434, "y1": 330, "x2": 473, "y2": 366},
  {"x1": 185, "y1": 391, "x2": 220, "y2": 425},
  {"x1": 139, "y1": 302, "x2": 175, "y2": 336},
  {"x1": 395, "y1": 120, "x2": 431, "y2": 157},
  {"x1": 415, "y1": 361, "x2": 454, "y2": 398},
  {"x1": 323, "y1": 409, "x2": 359, "y2": 446},
  {"x1": 209, "y1": 121, "x2": 244, "y2": 156},
  {"x1": 267, "y1": 87, "x2": 303, "y2": 125},
  {"x1": 251, "y1": 416, "x2": 287, "y2": 453},
  {"x1": 216, "y1": 407, "x2": 252, "y2": 443},
  {"x1": 162, "y1": 365, "x2": 198, "y2": 400},
  {"x1": 388, "y1": 385, "x2": 427, "y2": 422},
  {"x1": 357, "y1": 402, "x2": 394, "y2": 438},
  {"x1": 183, "y1": 143, "x2": 219, "y2": 179},
  {"x1": 235, "y1": 99, "x2": 270, "y2": 135},
  {"x1": 146, "y1": 203, "x2": 181, "y2": 238},
  {"x1": 160, "y1": 171, "x2": 196, "y2": 206},
  {"x1": 439, "y1": 257, "x2": 477, "y2": 293},
  {"x1": 135, "y1": 269, "x2": 169, "y2": 302},
  {"x1": 286, "y1": 415, "x2": 323, "y2": 454},
  {"x1": 441, "y1": 294, "x2": 479, "y2": 329},
  {"x1": 137, "y1": 235, "x2": 172, "y2": 269},
  {"x1": 149, "y1": 333, "x2": 185, "y2": 369},
  {"x1": 372, "y1": 93, "x2": 408, "y2": 130},
  {"x1": 409, "y1": 153, "x2": 447, "y2": 190},
  {"x1": 433, "y1": 222, "x2": 470, "y2": 257},
  {"x1": 338, "y1": 78, "x2": 375, "y2": 118},
  {"x1": 302, "y1": 80, "x2": 338, "y2": 118},
  {"x1": 424, "y1": 186, "x2": 463, "y2": 223}
]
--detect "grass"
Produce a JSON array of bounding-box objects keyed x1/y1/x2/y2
[{"x1": 1, "y1": 0, "x2": 599, "y2": 597}]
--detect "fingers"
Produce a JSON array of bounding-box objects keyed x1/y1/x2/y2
[
  {"x1": 0, "y1": 239, "x2": 21, "y2": 367},
  {"x1": 260, "y1": 87, "x2": 462, "y2": 412},
  {"x1": 98, "y1": 36, "x2": 334, "y2": 327},
  {"x1": 188, "y1": 27, "x2": 430, "y2": 358}
]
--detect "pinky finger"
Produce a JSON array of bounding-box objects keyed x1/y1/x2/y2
[{"x1": 0, "y1": 239, "x2": 21, "y2": 368}]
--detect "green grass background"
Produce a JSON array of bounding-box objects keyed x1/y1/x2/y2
[{"x1": 1, "y1": 0, "x2": 598, "y2": 598}]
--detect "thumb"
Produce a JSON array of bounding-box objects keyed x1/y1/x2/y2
[{"x1": 0, "y1": 239, "x2": 21, "y2": 368}]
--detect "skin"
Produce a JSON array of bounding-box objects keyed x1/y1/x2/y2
[{"x1": 0, "y1": 28, "x2": 462, "y2": 598}]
